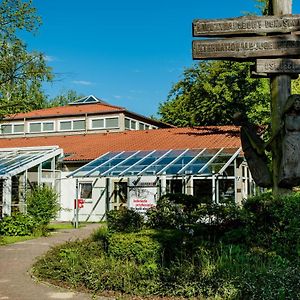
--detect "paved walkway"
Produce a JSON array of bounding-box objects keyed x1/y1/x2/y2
[{"x1": 0, "y1": 223, "x2": 114, "y2": 300}]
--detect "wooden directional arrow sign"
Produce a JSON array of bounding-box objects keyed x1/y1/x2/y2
[
  {"x1": 255, "y1": 58, "x2": 300, "y2": 74},
  {"x1": 193, "y1": 15, "x2": 300, "y2": 37},
  {"x1": 192, "y1": 35, "x2": 300, "y2": 60}
]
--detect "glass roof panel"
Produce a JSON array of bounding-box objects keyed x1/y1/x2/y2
[
  {"x1": 69, "y1": 148, "x2": 241, "y2": 178},
  {"x1": 88, "y1": 151, "x2": 138, "y2": 176},
  {"x1": 70, "y1": 95, "x2": 103, "y2": 105},
  {"x1": 0, "y1": 147, "x2": 62, "y2": 177}
]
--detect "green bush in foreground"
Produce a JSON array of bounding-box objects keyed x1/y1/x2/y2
[
  {"x1": 32, "y1": 230, "x2": 300, "y2": 299},
  {"x1": 32, "y1": 192, "x2": 300, "y2": 299},
  {"x1": 27, "y1": 185, "x2": 60, "y2": 234},
  {"x1": 0, "y1": 213, "x2": 37, "y2": 236},
  {"x1": 107, "y1": 208, "x2": 144, "y2": 233}
]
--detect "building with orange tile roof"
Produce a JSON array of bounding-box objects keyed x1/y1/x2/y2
[{"x1": 0, "y1": 96, "x2": 253, "y2": 222}]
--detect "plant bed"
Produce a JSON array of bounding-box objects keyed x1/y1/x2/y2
[{"x1": 32, "y1": 193, "x2": 300, "y2": 299}]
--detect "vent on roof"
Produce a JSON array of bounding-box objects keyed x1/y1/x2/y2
[{"x1": 70, "y1": 95, "x2": 106, "y2": 105}]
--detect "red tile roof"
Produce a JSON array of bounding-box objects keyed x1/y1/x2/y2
[
  {"x1": 0, "y1": 126, "x2": 241, "y2": 162},
  {"x1": 5, "y1": 103, "x2": 125, "y2": 120}
]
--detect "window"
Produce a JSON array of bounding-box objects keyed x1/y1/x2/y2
[
  {"x1": 80, "y1": 182, "x2": 93, "y2": 199},
  {"x1": 29, "y1": 123, "x2": 42, "y2": 133},
  {"x1": 60, "y1": 119, "x2": 85, "y2": 131},
  {"x1": 106, "y1": 117, "x2": 119, "y2": 128},
  {"x1": 14, "y1": 124, "x2": 24, "y2": 133},
  {"x1": 1, "y1": 124, "x2": 12, "y2": 134},
  {"x1": 91, "y1": 119, "x2": 104, "y2": 129},
  {"x1": 73, "y1": 120, "x2": 85, "y2": 130},
  {"x1": 125, "y1": 118, "x2": 130, "y2": 130},
  {"x1": 139, "y1": 123, "x2": 145, "y2": 130},
  {"x1": 60, "y1": 121, "x2": 72, "y2": 131},
  {"x1": 130, "y1": 120, "x2": 136, "y2": 130},
  {"x1": 0, "y1": 123, "x2": 25, "y2": 134},
  {"x1": 43, "y1": 122, "x2": 54, "y2": 132},
  {"x1": 29, "y1": 122, "x2": 54, "y2": 133}
]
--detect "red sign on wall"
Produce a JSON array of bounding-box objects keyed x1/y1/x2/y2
[{"x1": 74, "y1": 199, "x2": 84, "y2": 209}]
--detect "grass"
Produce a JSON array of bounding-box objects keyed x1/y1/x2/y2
[
  {"x1": 0, "y1": 235, "x2": 37, "y2": 245},
  {"x1": 0, "y1": 222, "x2": 85, "y2": 246}
]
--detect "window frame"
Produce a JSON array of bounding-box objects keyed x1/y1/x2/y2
[
  {"x1": 79, "y1": 182, "x2": 93, "y2": 200},
  {"x1": 29, "y1": 121, "x2": 55, "y2": 133},
  {"x1": 90, "y1": 118, "x2": 105, "y2": 129},
  {"x1": 59, "y1": 119, "x2": 86, "y2": 132}
]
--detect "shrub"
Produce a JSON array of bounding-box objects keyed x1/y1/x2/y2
[
  {"x1": 241, "y1": 192, "x2": 300, "y2": 257},
  {"x1": 106, "y1": 208, "x2": 144, "y2": 233},
  {"x1": 146, "y1": 193, "x2": 197, "y2": 230},
  {"x1": 0, "y1": 213, "x2": 37, "y2": 236},
  {"x1": 26, "y1": 185, "x2": 60, "y2": 227}
]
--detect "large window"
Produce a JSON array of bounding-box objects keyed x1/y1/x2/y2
[
  {"x1": 91, "y1": 118, "x2": 104, "y2": 129},
  {"x1": 43, "y1": 122, "x2": 54, "y2": 132},
  {"x1": 106, "y1": 117, "x2": 119, "y2": 128},
  {"x1": 73, "y1": 120, "x2": 85, "y2": 130},
  {"x1": 59, "y1": 119, "x2": 85, "y2": 131},
  {"x1": 29, "y1": 121, "x2": 54, "y2": 133},
  {"x1": 90, "y1": 117, "x2": 119, "y2": 130},
  {"x1": 1, "y1": 124, "x2": 13, "y2": 134},
  {"x1": 29, "y1": 123, "x2": 42, "y2": 133}
]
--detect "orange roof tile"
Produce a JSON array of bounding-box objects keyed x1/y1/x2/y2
[
  {"x1": 0, "y1": 126, "x2": 241, "y2": 162},
  {"x1": 5, "y1": 103, "x2": 125, "y2": 120}
]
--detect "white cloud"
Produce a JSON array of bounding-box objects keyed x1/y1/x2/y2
[
  {"x1": 44, "y1": 55, "x2": 56, "y2": 62},
  {"x1": 72, "y1": 80, "x2": 93, "y2": 86}
]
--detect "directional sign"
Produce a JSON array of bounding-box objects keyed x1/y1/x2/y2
[
  {"x1": 193, "y1": 15, "x2": 300, "y2": 37},
  {"x1": 192, "y1": 35, "x2": 300, "y2": 60},
  {"x1": 256, "y1": 58, "x2": 300, "y2": 74}
]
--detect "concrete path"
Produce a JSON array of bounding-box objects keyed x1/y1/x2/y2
[{"x1": 0, "y1": 223, "x2": 113, "y2": 300}]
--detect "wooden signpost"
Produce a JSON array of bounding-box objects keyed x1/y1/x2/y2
[
  {"x1": 256, "y1": 58, "x2": 300, "y2": 74},
  {"x1": 193, "y1": 15, "x2": 300, "y2": 37},
  {"x1": 192, "y1": 35, "x2": 300, "y2": 60},
  {"x1": 192, "y1": 0, "x2": 295, "y2": 194}
]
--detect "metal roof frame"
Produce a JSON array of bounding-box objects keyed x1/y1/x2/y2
[
  {"x1": 0, "y1": 146, "x2": 63, "y2": 179},
  {"x1": 69, "y1": 148, "x2": 242, "y2": 178}
]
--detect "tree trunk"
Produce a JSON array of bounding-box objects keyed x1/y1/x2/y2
[{"x1": 269, "y1": 0, "x2": 292, "y2": 195}]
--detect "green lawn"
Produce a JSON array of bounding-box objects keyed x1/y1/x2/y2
[
  {"x1": 0, "y1": 235, "x2": 36, "y2": 245},
  {"x1": 0, "y1": 222, "x2": 81, "y2": 246}
]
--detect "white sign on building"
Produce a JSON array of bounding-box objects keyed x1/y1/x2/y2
[{"x1": 128, "y1": 176, "x2": 158, "y2": 214}]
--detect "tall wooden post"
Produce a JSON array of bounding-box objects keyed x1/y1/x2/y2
[{"x1": 270, "y1": 0, "x2": 292, "y2": 195}]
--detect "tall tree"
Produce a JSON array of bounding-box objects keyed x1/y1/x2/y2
[
  {"x1": 0, "y1": 0, "x2": 52, "y2": 116},
  {"x1": 158, "y1": 61, "x2": 270, "y2": 127},
  {"x1": 47, "y1": 90, "x2": 83, "y2": 108}
]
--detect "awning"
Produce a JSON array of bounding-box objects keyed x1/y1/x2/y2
[
  {"x1": 0, "y1": 146, "x2": 63, "y2": 179},
  {"x1": 69, "y1": 147, "x2": 242, "y2": 178}
]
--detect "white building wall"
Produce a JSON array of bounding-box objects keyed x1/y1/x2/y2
[{"x1": 58, "y1": 173, "x2": 107, "y2": 222}]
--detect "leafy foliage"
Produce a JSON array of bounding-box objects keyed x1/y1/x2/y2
[
  {"x1": 33, "y1": 192, "x2": 300, "y2": 299},
  {"x1": 0, "y1": 213, "x2": 37, "y2": 236},
  {"x1": 158, "y1": 61, "x2": 270, "y2": 127},
  {"x1": 0, "y1": 0, "x2": 52, "y2": 117},
  {"x1": 106, "y1": 207, "x2": 144, "y2": 233},
  {"x1": 47, "y1": 90, "x2": 84, "y2": 108},
  {"x1": 26, "y1": 185, "x2": 60, "y2": 228}
]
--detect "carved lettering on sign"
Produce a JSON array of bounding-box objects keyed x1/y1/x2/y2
[
  {"x1": 192, "y1": 35, "x2": 300, "y2": 60},
  {"x1": 193, "y1": 15, "x2": 300, "y2": 37},
  {"x1": 256, "y1": 59, "x2": 300, "y2": 74}
]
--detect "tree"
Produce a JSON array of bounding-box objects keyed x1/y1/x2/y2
[
  {"x1": 47, "y1": 90, "x2": 84, "y2": 108},
  {"x1": 0, "y1": 0, "x2": 52, "y2": 116},
  {"x1": 158, "y1": 61, "x2": 270, "y2": 127}
]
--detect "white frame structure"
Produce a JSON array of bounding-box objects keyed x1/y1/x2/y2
[{"x1": 0, "y1": 146, "x2": 63, "y2": 217}]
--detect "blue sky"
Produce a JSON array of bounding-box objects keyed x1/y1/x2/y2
[{"x1": 24, "y1": 0, "x2": 299, "y2": 117}]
